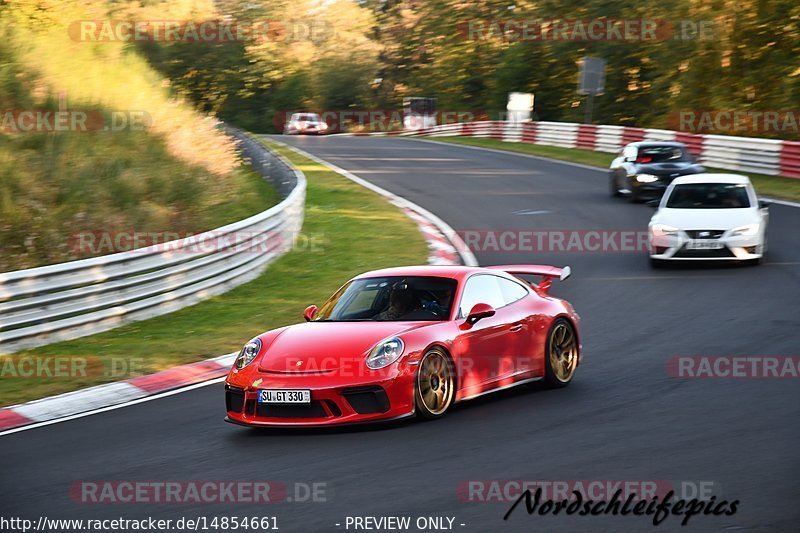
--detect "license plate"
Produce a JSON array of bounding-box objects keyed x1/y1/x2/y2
[
  {"x1": 258, "y1": 389, "x2": 311, "y2": 404},
  {"x1": 687, "y1": 240, "x2": 723, "y2": 250}
]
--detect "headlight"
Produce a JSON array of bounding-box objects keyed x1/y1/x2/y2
[
  {"x1": 730, "y1": 223, "x2": 759, "y2": 237},
  {"x1": 366, "y1": 337, "x2": 405, "y2": 369},
  {"x1": 319, "y1": 123, "x2": 328, "y2": 130},
  {"x1": 235, "y1": 338, "x2": 262, "y2": 369},
  {"x1": 651, "y1": 223, "x2": 680, "y2": 237},
  {"x1": 636, "y1": 174, "x2": 659, "y2": 183}
]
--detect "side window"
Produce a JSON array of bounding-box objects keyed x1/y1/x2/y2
[
  {"x1": 459, "y1": 275, "x2": 505, "y2": 317},
  {"x1": 497, "y1": 277, "x2": 529, "y2": 306},
  {"x1": 622, "y1": 145, "x2": 637, "y2": 161}
]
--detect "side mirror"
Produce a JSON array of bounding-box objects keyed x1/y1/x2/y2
[
  {"x1": 303, "y1": 305, "x2": 318, "y2": 322},
  {"x1": 465, "y1": 303, "x2": 495, "y2": 326},
  {"x1": 646, "y1": 199, "x2": 660, "y2": 208},
  {"x1": 758, "y1": 199, "x2": 771, "y2": 209}
]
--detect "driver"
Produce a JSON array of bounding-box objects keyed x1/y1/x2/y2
[{"x1": 374, "y1": 283, "x2": 416, "y2": 320}]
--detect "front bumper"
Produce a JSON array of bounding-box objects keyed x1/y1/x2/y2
[
  {"x1": 631, "y1": 180, "x2": 668, "y2": 200},
  {"x1": 649, "y1": 231, "x2": 764, "y2": 260},
  {"x1": 285, "y1": 126, "x2": 324, "y2": 135},
  {"x1": 224, "y1": 366, "x2": 416, "y2": 427}
]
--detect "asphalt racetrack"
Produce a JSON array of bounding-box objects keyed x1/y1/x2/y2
[{"x1": 2, "y1": 135, "x2": 798, "y2": 532}]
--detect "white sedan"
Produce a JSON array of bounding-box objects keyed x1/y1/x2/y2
[
  {"x1": 648, "y1": 174, "x2": 770, "y2": 266},
  {"x1": 284, "y1": 113, "x2": 328, "y2": 135}
]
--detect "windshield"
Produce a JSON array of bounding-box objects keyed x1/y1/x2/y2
[
  {"x1": 666, "y1": 183, "x2": 751, "y2": 209},
  {"x1": 292, "y1": 113, "x2": 319, "y2": 122},
  {"x1": 314, "y1": 276, "x2": 457, "y2": 322},
  {"x1": 637, "y1": 145, "x2": 689, "y2": 163}
]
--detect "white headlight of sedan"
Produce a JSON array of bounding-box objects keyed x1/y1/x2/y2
[
  {"x1": 730, "y1": 223, "x2": 759, "y2": 237},
  {"x1": 651, "y1": 223, "x2": 680, "y2": 237}
]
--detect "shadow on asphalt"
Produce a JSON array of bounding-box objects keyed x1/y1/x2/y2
[{"x1": 222, "y1": 381, "x2": 577, "y2": 438}]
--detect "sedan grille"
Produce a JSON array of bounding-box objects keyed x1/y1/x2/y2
[{"x1": 685, "y1": 230, "x2": 725, "y2": 239}]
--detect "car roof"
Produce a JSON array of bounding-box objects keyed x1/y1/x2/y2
[
  {"x1": 671, "y1": 173, "x2": 751, "y2": 185},
  {"x1": 627, "y1": 141, "x2": 686, "y2": 149},
  {"x1": 354, "y1": 265, "x2": 488, "y2": 282}
]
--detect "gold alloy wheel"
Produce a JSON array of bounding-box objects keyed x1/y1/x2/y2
[
  {"x1": 417, "y1": 349, "x2": 455, "y2": 416},
  {"x1": 549, "y1": 322, "x2": 578, "y2": 383}
]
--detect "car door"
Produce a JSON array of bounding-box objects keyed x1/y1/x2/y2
[
  {"x1": 454, "y1": 275, "x2": 526, "y2": 394},
  {"x1": 495, "y1": 276, "x2": 541, "y2": 376}
]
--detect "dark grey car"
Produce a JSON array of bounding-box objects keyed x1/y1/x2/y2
[{"x1": 609, "y1": 141, "x2": 705, "y2": 202}]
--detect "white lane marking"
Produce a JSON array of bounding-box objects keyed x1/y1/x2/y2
[
  {"x1": 765, "y1": 198, "x2": 800, "y2": 208},
  {"x1": 512, "y1": 209, "x2": 551, "y2": 215},
  {"x1": 404, "y1": 137, "x2": 607, "y2": 172},
  {"x1": 268, "y1": 138, "x2": 479, "y2": 267},
  {"x1": 322, "y1": 169, "x2": 532, "y2": 175},
  {"x1": 0, "y1": 377, "x2": 226, "y2": 437},
  {"x1": 328, "y1": 157, "x2": 465, "y2": 161},
  {"x1": 582, "y1": 275, "x2": 732, "y2": 281},
  {"x1": 403, "y1": 138, "x2": 800, "y2": 209}
]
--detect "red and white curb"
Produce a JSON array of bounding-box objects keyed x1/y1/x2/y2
[
  {"x1": 0, "y1": 139, "x2": 478, "y2": 435},
  {"x1": 0, "y1": 353, "x2": 236, "y2": 434}
]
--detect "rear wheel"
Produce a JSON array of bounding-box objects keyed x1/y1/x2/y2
[
  {"x1": 415, "y1": 348, "x2": 455, "y2": 419},
  {"x1": 544, "y1": 319, "x2": 579, "y2": 388}
]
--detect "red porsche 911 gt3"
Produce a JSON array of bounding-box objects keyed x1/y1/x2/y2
[{"x1": 224, "y1": 264, "x2": 580, "y2": 427}]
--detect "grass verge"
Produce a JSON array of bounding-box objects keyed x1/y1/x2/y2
[
  {"x1": 0, "y1": 139, "x2": 428, "y2": 407},
  {"x1": 431, "y1": 137, "x2": 800, "y2": 203}
]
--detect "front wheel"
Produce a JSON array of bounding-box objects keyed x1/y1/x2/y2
[
  {"x1": 609, "y1": 173, "x2": 622, "y2": 197},
  {"x1": 628, "y1": 184, "x2": 643, "y2": 203},
  {"x1": 415, "y1": 348, "x2": 456, "y2": 419},
  {"x1": 544, "y1": 319, "x2": 579, "y2": 388}
]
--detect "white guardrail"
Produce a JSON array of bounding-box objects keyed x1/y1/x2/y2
[
  {"x1": 0, "y1": 129, "x2": 306, "y2": 354},
  {"x1": 400, "y1": 121, "x2": 800, "y2": 179}
]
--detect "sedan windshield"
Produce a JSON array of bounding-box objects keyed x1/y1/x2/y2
[
  {"x1": 666, "y1": 183, "x2": 751, "y2": 209},
  {"x1": 637, "y1": 145, "x2": 689, "y2": 163},
  {"x1": 292, "y1": 113, "x2": 320, "y2": 122},
  {"x1": 314, "y1": 276, "x2": 457, "y2": 322}
]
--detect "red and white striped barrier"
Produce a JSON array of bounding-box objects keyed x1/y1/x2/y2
[
  {"x1": 780, "y1": 141, "x2": 800, "y2": 178},
  {"x1": 400, "y1": 121, "x2": 799, "y2": 178}
]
